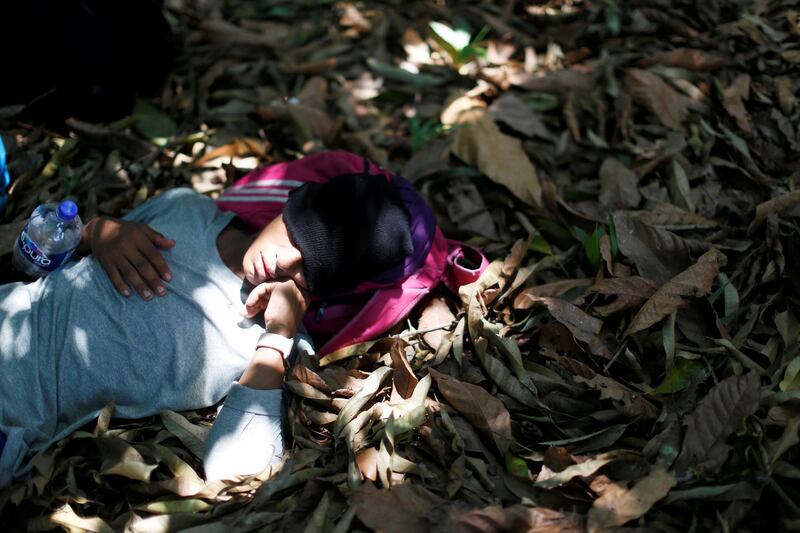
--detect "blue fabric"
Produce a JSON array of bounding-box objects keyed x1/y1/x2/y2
[
  {"x1": 0, "y1": 136, "x2": 10, "y2": 211},
  {"x1": 0, "y1": 188, "x2": 264, "y2": 488},
  {"x1": 0, "y1": 430, "x2": 6, "y2": 458}
]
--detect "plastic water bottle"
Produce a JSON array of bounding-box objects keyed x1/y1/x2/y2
[{"x1": 12, "y1": 200, "x2": 83, "y2": 278}]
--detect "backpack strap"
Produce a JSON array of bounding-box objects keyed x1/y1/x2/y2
[{"x1": 443, "y1": 240, "x2": 489, "y2": 293}]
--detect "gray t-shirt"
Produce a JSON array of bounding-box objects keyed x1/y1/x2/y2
[{"x1": 0, "y1": 188, "x2": 264, "y2": 487}]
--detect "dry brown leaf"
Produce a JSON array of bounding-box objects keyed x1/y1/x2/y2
[
  {"x1": 98, "y1": 439, "x2": 157, "y2": 482},
  {"x1": 513, "y1": 279, "x2": 594, "y2": 309},
  {"x1": 722, "y1": 74, "x2": 752, "y2": 136},
  {"x1": 417, "y1": 296, "x2": 456, "y2": 351},
  {"x1": 518, "y1": 295, "x2": 612, "y2": 358},
  {"x1": 339, "y1": 2, "x2": 371, "y2": 33},
  {"x1": 625, "y1": 248, "x2": 727, "y2": 336},
  {"x1": 489, "y1": 93, "x2": 551, "y2": 139},
  {"x1": 589, "y1": 276, "x2": 658, "y2": 316},
  {"x1": 499, "y1": 239, "x2": 528, "y2": 292},
  {"x1": 429, "y1": 369, "x2": 512, "y2": 455},
  {"x1": 192, "y1": 138, "x2": 270, "y2": 167},
  {"x1": 774, "y1": 77, "x2": 796, "y2": 115},
  {"x1": 509, "y1": 68, "x2": 595, "y2": 93},
  {"x1": 599, "y1": 158, "x2": 641, "y2": 209},
  {"x1": 356, "y1": 448, "x2": 379, "y2": 481},
  {"x1": 445, "y1": 97, "x2": 542, "y2": 207},
  {"x1": 749, "y1": 191, "x2": 800, "y2": 233},
  {"x1": 388, "y1": 340, "x2": 419, "y2": 401},
  {"x1": 292, "y1": 364, "x2": 332, "y2": 393},
  {"x1": 626, "y1": 68, "x2": 694, "y2": 129},
  {"x1": 551, "y1": 353, "x2": 596, "y2": 379},
  {"x1": 352, "y1": 482, "x2": 443, "y2": 533},
  {"x1": 199, "y1": 19, "x2": 286, "y2": 47},
  {"x1": 587, "y1": 467, "x2": 676, "y2": 532},
  {"x1": 780, "y1": 50, "x2": 800, "y2": 63},
  {"x1": 675, "y1": 372, "x2": 760, "y2": 473},
  {"x1": 622, "y1": 204, "x2": 717, "y2": 228},
  {"x1": 575, "y1": 375, "x2": 659, "y2": 419},
  {"x1": 613, "y1": 214, "x2": 695, "y2": 284},
  {"x1": 639, "y1": 48, "x2": 727, "y2": 71},
  {"x1": 600, "y1": 234, "x2": 614, "y2": 274},
  {"x1": 563, "y1": 91, "x2": 581, "y2": 141},
  {"x1": 433, "y1": 504, "x2": 584, "y2": 533}
]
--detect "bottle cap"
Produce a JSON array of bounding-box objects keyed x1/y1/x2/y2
[{"x1": 57, "y1": 200, "x2": 78, "y2": 221}]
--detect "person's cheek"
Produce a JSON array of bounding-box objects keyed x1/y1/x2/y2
[{"x1": 242, "y1": 249, "x2": 259, "y2": 285}]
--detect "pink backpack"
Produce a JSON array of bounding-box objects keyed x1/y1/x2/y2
[{"x1": 216, "y1": 151, "x2": 488, "y2": 356}]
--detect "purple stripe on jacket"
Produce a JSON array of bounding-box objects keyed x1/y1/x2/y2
[{"x1": 365, "y1": 174, "x2": 436, "y2": 285}]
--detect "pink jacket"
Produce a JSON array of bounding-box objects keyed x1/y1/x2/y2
[{"x1": 216, "y1": 151, "x2": 487, "y2": 355}]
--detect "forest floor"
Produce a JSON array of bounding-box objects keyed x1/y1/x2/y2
[{"x1": 1, "y1": 1, "x2": 800, "y2": 531}]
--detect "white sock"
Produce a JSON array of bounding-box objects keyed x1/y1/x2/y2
[{"x1": 202, "y1": 382, "x2": 283, "y2": 481}]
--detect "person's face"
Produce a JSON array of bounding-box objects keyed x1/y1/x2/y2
[{"x1": 242, "y1": 214, "x2": 307, "y2": 289}]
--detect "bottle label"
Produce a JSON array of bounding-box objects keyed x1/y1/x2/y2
[{"x1": 16, "y1": 228, "x2": 75, "y2": 272}]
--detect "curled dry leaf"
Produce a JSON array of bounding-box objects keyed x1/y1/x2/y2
[
  {"x1": 499, "y1": 239, "x2": 528, "y2": 292},
  {"x1": 675, "y1": 372, "x2": 760, "y2": 474},
  {"x1": 587, "y1": 466, "x2": 676, "y2": 533},
  {"x1": 625, "y1": 68, "x2": 694, "y2": 129},
  {"x1": 429, "y1": 369, "x2": 512, "y2": 456},
  {"x1": 625, "y1": 248, "x2": 727, "y2": 336},
  {"x1": 388, "y1": 339, "x2": 418, "y2": 401}
]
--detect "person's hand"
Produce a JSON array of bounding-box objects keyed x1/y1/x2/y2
[
  {"x1": 243, "y1": 279, "x2": 309, "y2": 338},
  {"x1": 84, "y1": 216, "x2": 175, "y2": 300}
]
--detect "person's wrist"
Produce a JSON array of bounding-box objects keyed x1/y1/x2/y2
[
  {"x1": 256, "y1": 331, "x2": 294, "y2": 357},
  {"x1": 265, "y1": 321, "x2": 295, "y2": 339},
  {"x1": 87, "y1": 216, "x2": 106, "y2": 243},
  {"x1": 80, "y1": 216, "x2": 101, "y2": 254},
  {"x1": 253, "y1": 345, "x2": 285, "y2": 365}
]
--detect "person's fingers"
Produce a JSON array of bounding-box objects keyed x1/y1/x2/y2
[
  {"x1": 244, "y1": 282, "x2": 273, "y2": 317},
  {"x1": 138, "y1": 239, "x2": 172, "y2": 282},
  {"x1": 144, "y1": 225, "x2": 176, "y2": 249},
  {"x1": 128, "y1": 250, "x2": 168, "y2": 296},
  {"x1": 120, "y1": 259, "x2": 156, "y2": 300},
  {"x1": 105, "y1": 264, "x2": 132, "y2": 298}
]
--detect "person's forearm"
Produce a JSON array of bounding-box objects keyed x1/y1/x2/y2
[{"x1": 238, "y1": 346, "x2": 285, "y2": 389}]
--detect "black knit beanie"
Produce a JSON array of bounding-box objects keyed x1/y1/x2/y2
[{"x1": 282, "y1": 173, "x2": 414, "y2": 297}]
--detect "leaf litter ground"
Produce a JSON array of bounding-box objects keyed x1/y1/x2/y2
[{"x1": 1, "y1": 1, "x2": 800, "y2": 531}]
